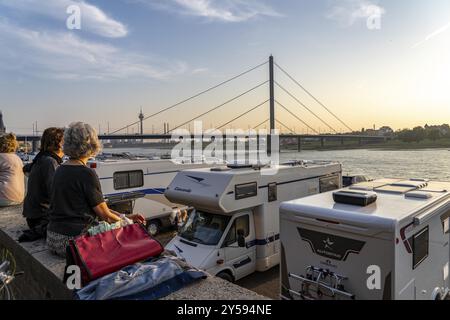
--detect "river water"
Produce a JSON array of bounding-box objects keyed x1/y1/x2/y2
[{"x1": 104, "y1": 147, "x2": 450, "y2": 181}]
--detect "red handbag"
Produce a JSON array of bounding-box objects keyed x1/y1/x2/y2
[{"x1": 66, "y1": 223, "x2": 163, "y2": 286}]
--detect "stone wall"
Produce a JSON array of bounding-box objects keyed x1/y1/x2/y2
[{"x1": 0, "y1": 206, "x2": 267, "y2": 300}]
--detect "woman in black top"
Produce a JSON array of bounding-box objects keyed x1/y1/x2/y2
[
  {"x1": 21, "y1": 127, "x2": 64, "y2": 242},
  {"x1": 47, "y1": 122, "x2": 145, "y2": 257}
]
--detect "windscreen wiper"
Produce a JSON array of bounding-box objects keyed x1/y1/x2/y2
[{"x1": 193, "y1": 237, "x2": 206, "y2": 244}]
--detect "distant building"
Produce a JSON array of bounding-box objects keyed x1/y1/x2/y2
[
  {"x1": 0, "y1": 111, "x2": 6, "y2": 134},
  {"x1": 360, "y1": 126, "x2": 393, "y2": 137},
  {"x1": 379, "y1": 126, "x2": 394, "y2": 136}
]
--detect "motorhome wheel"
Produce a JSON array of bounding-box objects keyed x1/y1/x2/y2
[
  {"x1": 147, "y1": 220, "x2": 161, "y2": 236},
  {"x1": 432, "y1": 288, "x2": 443, "y2": 300},
  {"x1": 216, "y1": 271, "x2": 234, "y2": 283}
]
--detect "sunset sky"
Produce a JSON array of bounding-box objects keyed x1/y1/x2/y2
[{"x1": 1, "y1": 0, "x2": 450, "y2": 134}]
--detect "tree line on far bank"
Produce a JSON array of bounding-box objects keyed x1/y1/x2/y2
[{"x1": 395, "y1": 124, "x2": 450, "y2": 143}]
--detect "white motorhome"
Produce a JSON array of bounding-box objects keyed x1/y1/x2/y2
[
  {"x1": 280, "y1": 179, "x2": 450, "y2": 300},
  {"x1": 165, "y1": 161, "x2": 342, "y2": 282},
  {"x1": 88, "y1": 157, "x2": 217, "y2": 235}
]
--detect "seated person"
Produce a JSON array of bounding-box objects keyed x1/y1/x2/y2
[
  {"x1": 0, "y1": 133, "x2": 24, "y2": 207},
  {"x1": 21, "y1": 128, "x2": 64, "y2": 242},
  {"x1": 47, "y1": 122, "x2": 145, "y2": 257}
]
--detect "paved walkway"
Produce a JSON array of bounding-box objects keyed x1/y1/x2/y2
[{"x1": 156, "y1": 229, "x2": 280, "y2": 300}]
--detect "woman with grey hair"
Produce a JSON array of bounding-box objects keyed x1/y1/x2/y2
[
  {"x1": 47, "y1": 122, "x2": 145, "y2": 257},
  {"x1": 0, "y1": 133, "x2": 25, "y2": 206}
]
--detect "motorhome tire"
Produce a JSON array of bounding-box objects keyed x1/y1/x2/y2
[
  {"x1": 216, "y1": 271, "x2": 234, "y2": 283},
  {"x1": 147, "y1": 220, "x2": 161, "y2": 236}
]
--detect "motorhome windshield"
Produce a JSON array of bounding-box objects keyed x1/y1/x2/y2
[{"x1": 179, "y1": 210, "x2": 231, "y2": 246}]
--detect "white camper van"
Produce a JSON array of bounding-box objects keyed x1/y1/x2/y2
[
  {"x1": 280, "y1": 178, "x2": 450, "y2": 300},
  {"x1": 165, "y1": 161, "x2": 342, "y2": 282},
  {"x1": 88, "y1": 157, "x2": 216, "y2": 235}
]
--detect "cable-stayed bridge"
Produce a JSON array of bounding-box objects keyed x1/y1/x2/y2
[{"x1": 18, "y1": 56, "x2": 386, "y2": 151}]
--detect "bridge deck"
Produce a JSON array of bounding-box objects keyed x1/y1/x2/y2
[{"x1": 17, "y1": 134, "x2": 387, "y2": 142}]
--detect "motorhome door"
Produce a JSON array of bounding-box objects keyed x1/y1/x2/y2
[{"x1": 222, "y1": 212, "x2": 256, "y2": 280}]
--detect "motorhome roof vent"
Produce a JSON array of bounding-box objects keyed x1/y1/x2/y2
[
  {"x1": 405, "y1": 191, "x2": 433, "y2": 200},
  {"x1": 349, "y1": 185, "x2": 373, "y2": 191},
  {"x1": 282, "y1": 160, "x2": 305, "y2": 167},
  {"x1": 227, "y1": 163, "x2": 253, "y2": 169},
  {"x1": 333, "y1": 190, "x2": 377, "y2": 207},
  {"x1": 252, "y1": 163, "x2": 271, "y2": 171},
  {"x1": 391, "y1": 180, "x2": 428, "y2": 189},
  {"x1": 211, "y1": 166, "x2": 231, "y2": 172},
  {"x1": 374, "y1": 185, "x2": 416, "y2": 194}
]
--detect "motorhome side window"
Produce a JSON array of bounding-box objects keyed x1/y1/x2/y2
[
  {"x1": 113, "y1": 170, "x2": 144, "y2": 190},
  {"x1": 235, "y1": 182, "x2": 257, "y2": 200},
  {"x1": 268, "y1": 183, "x2": 277, "y2": 202},
  {"x1": 320, "y1": 175, "x2": 340, "y2": 193},
  {"x1": 412, "y1": 226, "x2": 429, "y2": 270},
  {"x1": 225, "y1": 215, "x2": 250, "y2": 246}
]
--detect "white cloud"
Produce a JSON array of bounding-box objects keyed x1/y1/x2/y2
[
  {"x1": 0, "y1": 19, "x2": 187, "y2": 80},
  {"x1": 326, "y1": 0, "x2": 385, "y2": 27},
  {"x1": 0, "y1": 0, "x2": 128, "y2": 38},
  {"x1": 413, "y1": 22, "x2": 450, "y2": 49},
  {"x1": 191, "y1": 68, "x2": 208, "y2": 74},
  {"x1": 140, "y1": 0, "x2": 281, "y2": 22}
]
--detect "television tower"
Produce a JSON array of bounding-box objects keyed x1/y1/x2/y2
[{"x1": 138, "y1": 108, "x2": 144, "y2": 135}]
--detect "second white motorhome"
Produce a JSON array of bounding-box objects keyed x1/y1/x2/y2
[
  {"x1": 280, "y1": 179, "x2": 450, "y2": 300},
  {"x1": 88, "y1": 157, "x2": 217, "y2": 235},
  {"x1": 165, "y1": 161, "x2": 342, "y2": 282}
]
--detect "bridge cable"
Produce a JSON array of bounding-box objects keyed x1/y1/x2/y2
[
  {"x1": 110, "y1": 60, "x2": 269, "y2": 134},
  {"x1": 168, "y1": 81, "x2": 269, "y2": 133},
  {"x1": 276, "y1": 119, "x2": 295, "y2": 134},
  {"x1": 253, "y1": 118, "x2": 269, "y2": 130},
  {"x1": 274, "y1": 62, "x2": 353, "y2": 132},
  {"x1": 216, "y1": 100, "x2": 269, "y2": 130},
  {"x1": 275, "y1": 100, "x2": 319, "y2": 134},
  {"x1": 275, "y1": 81, "x2": 337, "y2": 133}
]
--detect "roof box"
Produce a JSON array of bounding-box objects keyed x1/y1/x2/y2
[{"x1": 333, "y1": 190, "x2": 377, "y2": 207}]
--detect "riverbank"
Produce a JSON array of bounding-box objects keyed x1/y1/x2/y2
[
  {"x1": 283, "y1": 138, "x2": 450, "y2": 151},
  {"x1": 366, "y1": 138, "x2": 450, "y2": 150}
]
